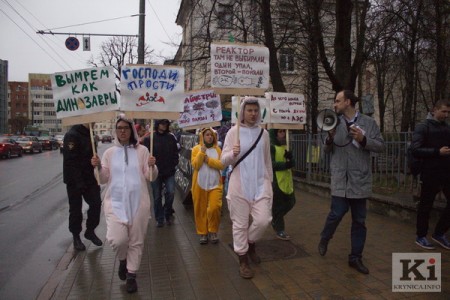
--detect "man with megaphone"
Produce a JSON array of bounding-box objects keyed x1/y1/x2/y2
[{"x1": 317, "y1": 90, "x2": 385, "y2": 275}]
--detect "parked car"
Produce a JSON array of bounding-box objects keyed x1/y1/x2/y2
[
  {"x1": 16, "y1": 136, "x2": 43, "y2": 153},
  {"x1": 101, "y1": 135, "x2": 112, "y2": 143},
  {"x1": 0, "y1": 137, "x2": 23, "y2": 158},
  {"x1": 38, "y1": 136, "x2": 60, "y2": 150},
  {"x1": 55, "y1": 134, "x2": 65, "y2": 153}
]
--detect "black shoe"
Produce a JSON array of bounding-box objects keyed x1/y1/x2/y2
[
  {"x1": 349, "y1": 259, "x2": 369, "y2": 274},
  {"x1": 84, "y1": 230, "x2": 103, "y2": 246},
  {"x1": 126, "y1": 273, "x2": 138, "y2": 293},
  {"x1": 73, "y1": 236, "x2": 86, "y2": 251},
  {"x1": 318, "y1": 239, "x2": 328, "y2": 256},
  {"x1": 118, "y1": 260, "x2": 127, "y2": 281}
]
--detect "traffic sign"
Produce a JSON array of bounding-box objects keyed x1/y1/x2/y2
[
  {"x1": 83, "y1": 37, "x2": 91, "y2": 51},
  {"x1": 65, "y1": 37, "x2": 80, "y2": 51}
]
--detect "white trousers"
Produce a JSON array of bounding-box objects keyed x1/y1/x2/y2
[
  {"x1": 227, "y1": 194, "x2": 272, "y2": 255},
  {"x1": 105, "y1": 207, "x2": 149, "y2": 274}
]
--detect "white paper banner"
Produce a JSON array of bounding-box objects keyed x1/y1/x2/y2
[
  {"x1": 120, "y1": 65, "x2": 185, "y2": 112},
  {"x1": 266, "y1": 92, "x2": 306, "y2": 124},
  {"x1": 51, "y1": 66, "x2": 119, "y2": 119},
  {"x1": 178, "y1": 90, "x2": 222, "y2": 128},
  {"x1": 231, "y1": 96, "x2": 269, "y2": 124},
  {"x1": 211, "y1": 43, "x2": 269, "y2": 90}
]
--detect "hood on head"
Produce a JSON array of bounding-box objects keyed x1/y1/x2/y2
[
  {"x1": 155, "y1": 119, "x2": 171, "y2": 133},
  {"x1": 269, "y1": 129, "x2": 284, "y2": 146},
  {"x1": 113, "y1": 113, "x2": 139, "y2": 146},
  {"x1": 239, "y1": 96, "x2": 262, "y2": 125},
  {"x1": 198, "y1": 127, "x2": 218, "y2": 147}
]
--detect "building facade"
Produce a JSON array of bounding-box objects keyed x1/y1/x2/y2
[
  {"x1": 7, "y1": 81, "x2": 29, "y2": 134},
  {"x1": 0, "y1": 59, "x2": 8, "y2": 133},
  {"x1": 28, "y1": 73, "x2": 64, "y2": 135}
]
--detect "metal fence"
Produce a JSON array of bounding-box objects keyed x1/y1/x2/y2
[{"x1": 290, "y1": 132, "x2": 416, "y2": 194}]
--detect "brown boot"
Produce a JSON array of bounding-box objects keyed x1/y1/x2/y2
[
  {"x1": 238, "y1": 254, "x2": 254, "y2": 279},
  {"x1": 248, "y1": 242, "x2": 261, "y2": 264}
]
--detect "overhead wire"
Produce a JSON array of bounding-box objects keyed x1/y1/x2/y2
[
  {"x1": 46, "y1": 14, "x2": 141, "y2": 31},
  {"x1": 0, "y1": 6, "x2": 69, "y2": 70},
  {"x1": 11, "y1": 0, "x2": 93, "y2": 65},
  {"x1": 1, "y1": 0, "x2": 74, "y2": 70},
  {"x1": 146, "y1": 0, "x2": 177, "y2": 45}
]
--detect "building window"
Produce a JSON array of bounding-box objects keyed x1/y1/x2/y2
[
  {"x1": 279, "y1": 48, "x2": 295, "y2": 73},
  {"x1": 217, "y1": 4, "x2": 233, "y2": 29}
]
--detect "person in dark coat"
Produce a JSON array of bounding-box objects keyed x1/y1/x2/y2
[
  {"x1": 63, "y1": 123, "x2": 103, "y2": 251},
  {"x1": 412, "y1": 100, "x2": 450, "y2": 250},
  {"x1": 143, "y1": 119, "x2": 179, "y2": 227}
]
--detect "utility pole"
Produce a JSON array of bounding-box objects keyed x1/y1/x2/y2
[{"x1": 138, "y1": 0, "x2": 145, "y2": 64}]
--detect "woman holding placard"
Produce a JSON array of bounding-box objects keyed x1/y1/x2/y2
[{"x1": 91, "y1": 114, "x2": 158, "y2": 293}]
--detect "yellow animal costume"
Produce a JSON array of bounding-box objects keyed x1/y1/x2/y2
[{"x1": 191, "y1": 128, "x2": 224, "y2": 240}]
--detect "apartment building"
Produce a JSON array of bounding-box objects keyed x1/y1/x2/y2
[
  {"x1": 7, "y1": 81, "x2": 29, "y2": 134},
  {"x1": 0, "y1": 59, "x2": 8, "y2": 133}
]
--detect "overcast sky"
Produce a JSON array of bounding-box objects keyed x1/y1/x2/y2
[{"x1": 0, "y1": 0, "x2": 182, "y2": 82}]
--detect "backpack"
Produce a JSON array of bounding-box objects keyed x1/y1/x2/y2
[{"x1": 407, "y1": 122, "x2": 429, "y2": 177}]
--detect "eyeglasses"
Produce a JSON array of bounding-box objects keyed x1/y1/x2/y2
[{"x1": 116, "y1": 126, "x2": 131, "y2": 131}]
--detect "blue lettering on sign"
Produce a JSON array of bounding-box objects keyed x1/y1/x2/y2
[{"x1": 122, "y1": 67, "x2": 180, "y2": 91}]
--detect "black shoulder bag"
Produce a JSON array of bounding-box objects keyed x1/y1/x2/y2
[{"x1": 229, "y1": 128, "x2": 264, "y2": 175}]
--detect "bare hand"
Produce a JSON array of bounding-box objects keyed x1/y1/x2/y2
[
  {"x1": 233, "y1": 144, "x2": 240, "y2": 157},
  {"x1": 91, "y1": 154, "x2": 101, "y2": 167},
  {"x1": 349, "y1": 125, "x2": 364, "y2": 143},
  {"x1": 440, "y1": 146, "x2": 450, "y2": 156},
  {"x1": 148, "y1": 156, "x2": 156, "y2": 167},
  {"x1": 201, "y1": 145, "x2": 206, "y2": 153}
]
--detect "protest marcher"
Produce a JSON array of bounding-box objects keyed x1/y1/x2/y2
[
  {"x1": 318, "y1": 90, "x2": 385, "y2": 275},
  {"x1": 191, "y1": 128, "x2": 224, "y2": 244},
  {"x1": 63, "y1": 123, "x2": 103, "y2": 251},
  {"x1": 134, "y1": 123, "x2": 148, "y2": 144},
  {"x1": 221, "y1": 97, "x2": 273, "y2": 279},
  {"x1": 91, "y1": 115, "x2": 158, "y2": 293},
  {"x1": 143, "y1": 119, "x2": 179, "y2": 227},
  {"x1": 412, "y1": 100, "x2": 450, "y2": 250},
  {"x1": 269, "y1": 129, "x2": 296, "y2": 240}
]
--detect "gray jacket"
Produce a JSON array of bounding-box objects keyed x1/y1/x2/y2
[{"x1": 324, "y1": 113, "x2": 385, "y2": 199}]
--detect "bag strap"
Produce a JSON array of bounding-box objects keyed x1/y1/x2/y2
[{"x1": 230, "y1": 128, "x2": 264, "y2": 175}]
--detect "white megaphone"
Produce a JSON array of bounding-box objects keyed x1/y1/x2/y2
[{"x1": 316, "y1": 109, "x2": 339, "y2": 131}]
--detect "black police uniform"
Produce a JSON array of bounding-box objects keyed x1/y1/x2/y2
[{"x1": 63, "y1": 124, "x2": 101, "y2": 237}]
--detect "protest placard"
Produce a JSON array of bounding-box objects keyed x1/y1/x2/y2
[
  {"x1": 178, "y1": 89, "x2": 222, "y2": 129},
  {"x1": 231, "y1": 96, "x2": 269, "y2": 124},
  {"x1": 210, "y1": 42, "x2": 269, "y2": 95},
  {"x1": 266, "y1": 92, "x2": 306, "y2": 130},
  {"x1": 120, "y1": 64, "x2": 185, "y2": 119},
  {"x1": 51, "y1": 66, "x2": 119, "y2": 125}
]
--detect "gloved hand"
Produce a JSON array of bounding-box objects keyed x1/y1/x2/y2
[
  {"x1": 284, "y1": 150, "x2": 293, "y2": 160},
  {"x1": 285, "y1": 160, "x2": 294, "y2": 169}
]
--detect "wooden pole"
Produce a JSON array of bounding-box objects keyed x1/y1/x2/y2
[
  {"x1": 149, "y1": 119, "x2": 154, "y2": 181},
  {"x1": 89, "y1": 123, "x2": 100, "y2": 184},
  {"x1": 286, "y1": 129, "x2": 290, "y2": 151},
  {"x1": 236, "y1": 95, "x2": 240, "y2": 142}
]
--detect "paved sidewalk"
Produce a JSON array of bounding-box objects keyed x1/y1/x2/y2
[{"x1": 43, "y1": 189, "x2": 449, "y2": 299}]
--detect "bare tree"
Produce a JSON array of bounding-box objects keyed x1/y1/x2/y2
[
  {"x1": 313, "y1": 0, "x2": 370, "y2": 92},
  {"x1": 87, "y1": 36, "x2": 154, "y2": 78}
]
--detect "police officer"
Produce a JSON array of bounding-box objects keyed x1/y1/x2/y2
[{"x1": 63, "y1": 123, "x2": 102, "y2": 251}]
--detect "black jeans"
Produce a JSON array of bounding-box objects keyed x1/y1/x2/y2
[
  {"x1": 271, "y1": 184, "x2": 296, "y2": 232},
  {"x1": 416, "y1": 172, "x2": 450, "y2": 237},
  {"x1": 67, "y1": 183, "x2": 101, "y2": 235}
]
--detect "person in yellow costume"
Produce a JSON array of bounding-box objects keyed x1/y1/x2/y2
[{"x1": 191, "y1": 128, "x2": 224, "y2": 244}]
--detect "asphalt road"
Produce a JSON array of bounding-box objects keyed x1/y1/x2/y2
[{"x1": 0, "y1": 142, "x2": 111, "y2": 299}]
